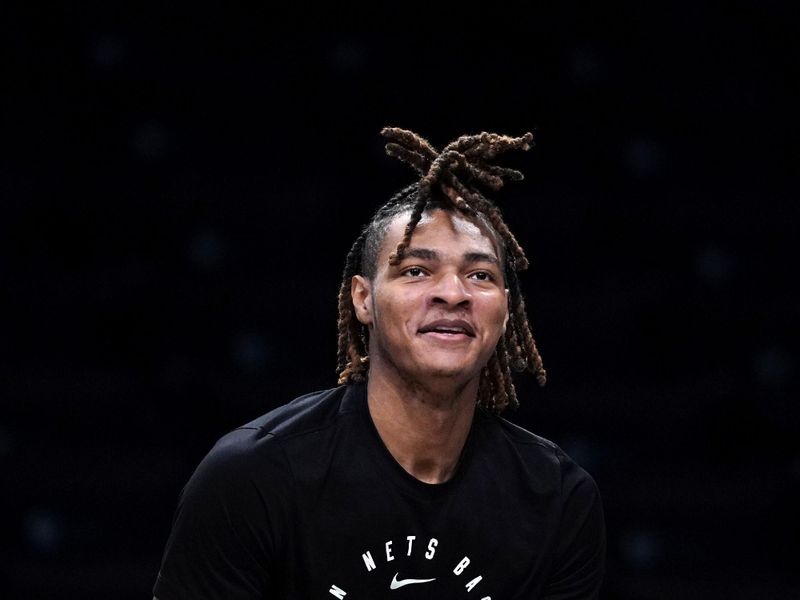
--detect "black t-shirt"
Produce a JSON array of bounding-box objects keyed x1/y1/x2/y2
[{"x1": 154, "y1": 383, "x2": 605, "y2": 599}]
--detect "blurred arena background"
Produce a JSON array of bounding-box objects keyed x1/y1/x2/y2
[{"x1": 3, "y1": 3, "x2": 798, "y2": 598}]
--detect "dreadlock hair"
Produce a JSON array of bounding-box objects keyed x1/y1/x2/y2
[{"x1": 336, "y1": 127, "x2": 546, "y2": 414}]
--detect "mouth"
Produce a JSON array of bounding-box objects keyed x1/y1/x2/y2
[{"x1": 418, "y1": 319, "x2": 476, "y2": 338}]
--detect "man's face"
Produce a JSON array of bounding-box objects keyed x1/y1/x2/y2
[{"x1": 352, "y1": 209, "x2": 509, "y2": 387}]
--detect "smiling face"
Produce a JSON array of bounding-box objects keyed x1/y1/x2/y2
[{"x1": 351, "y1": 208, "x2": 509, "y2": 389}]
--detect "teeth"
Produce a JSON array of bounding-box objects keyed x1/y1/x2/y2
[{"x1": 420, "y1": 324, "x2": 472, "y2": 335}]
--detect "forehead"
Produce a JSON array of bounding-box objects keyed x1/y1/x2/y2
[{"x1": 378, "y1": 209, "x2": 502, "y2": 263}]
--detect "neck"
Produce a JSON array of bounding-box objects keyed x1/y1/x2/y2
[{"x1": 366, "y1": 366, "x2": 479, "y2": 484}]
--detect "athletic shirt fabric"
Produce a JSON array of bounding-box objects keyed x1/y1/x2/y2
[{"x1": 153, "y1": 383, "x2": 605, "y2": 599}]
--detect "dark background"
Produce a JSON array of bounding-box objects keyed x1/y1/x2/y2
[{"x1": 3, "y1": 3, "x2": 799, "y2": 599}]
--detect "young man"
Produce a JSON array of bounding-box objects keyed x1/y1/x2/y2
[{"x1": 153, "y1": 128, "x2": 605, "y2": 599}]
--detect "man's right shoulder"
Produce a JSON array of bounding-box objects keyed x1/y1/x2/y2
[
  {"x1": 154, "y1": 390, "x2": 358, "y2": 600},
  {"x1": 204, "y1": 385, "x2": 353, "y2": 464},
  {"x1": 182, "y1": 385, "x2": 356, "y2": 496},
  {"x1": 238, "y1": 384, "x2": 353, "y2": 438}
]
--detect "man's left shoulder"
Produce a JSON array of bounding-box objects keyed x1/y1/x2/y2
[
  {"x1": 481, "y1": 422, "x2": 607, "y2": 596},
  {"x1": 483, "y1": 412, "x2": 601, "y2": 493},
  {"x1": 487, "y1": 413, "x2": 563, "y2": 464}
]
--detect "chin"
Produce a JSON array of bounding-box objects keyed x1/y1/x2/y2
[{"x1": 416, "y1": 360, "x2": 479, "y2": 382}]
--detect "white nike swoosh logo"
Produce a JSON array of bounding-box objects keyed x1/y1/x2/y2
[{"x1": 390, "y1": 572, "x2": 437, "y2": 589}]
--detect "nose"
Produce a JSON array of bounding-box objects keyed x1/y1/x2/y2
[{"x1": 430, "y1": 272, "x2": 471, "y2": 308}]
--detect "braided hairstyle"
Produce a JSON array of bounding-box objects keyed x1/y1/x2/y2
[{"x1": 336, "y1": 127, "x2": 546, "y2": 413}]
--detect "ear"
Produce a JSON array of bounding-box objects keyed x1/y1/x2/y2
[
  {"x1": 351, "y1": 275, "x2": 373, "y2": 325},
  {"x1": 502, "y1": 288, "x2": 510, "y2": 333}
]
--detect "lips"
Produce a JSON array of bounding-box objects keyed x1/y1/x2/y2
[{"x1": 418, "y1": 319, "x2": 476, "y2": 337}]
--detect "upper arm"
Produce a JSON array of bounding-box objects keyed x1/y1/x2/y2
[
  {"x1": 153, "y1": 430, "x2": 291, "y2": 600},
  {"x1": 541, "y1": 451, "x2": 606, "y2": 599}
]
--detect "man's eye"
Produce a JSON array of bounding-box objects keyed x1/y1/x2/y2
[
  {"x1": 403, "y1": 267, "x2": 426, "y2": 277},
  {"x1": 469, "y1": 271, "x2": 494, "y2": 282}
]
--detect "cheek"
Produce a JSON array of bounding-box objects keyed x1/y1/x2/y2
[
  {"x1": 374, "y1": 290, "x2": 418, "y2": 330},
  {"x1": 478, "y1": 293, "x2": 509, "y2": 324}
]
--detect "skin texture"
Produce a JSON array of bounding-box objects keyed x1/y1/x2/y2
[{"x1": 351, "y1": 209, "x2": 509, "y2": 483}]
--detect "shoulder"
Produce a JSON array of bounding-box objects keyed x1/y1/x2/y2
[
  {"x1": 489, "y1": 412, "x2": 560, "y2": 452},
  {"x1": 478, "y1": 410, "x2": 601, "y2": 498},
  {"x1": 481, "y1": 412, "x2": 606, "y2": 589},
  {"x1": 185, "y1": 385, "x2": 353, "y2": 494},
  {"x1": 154, "y1": 389, "x2": 355, "y2": 600},
  {"x1": 238, "y1": 384, "x2": 351, "y2": 440}
]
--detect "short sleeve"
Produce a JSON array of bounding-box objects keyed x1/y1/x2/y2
[
  {"x1": 153, "y1": 428, "x2": 290, "y2": 600},
  {"x1": 541, "y1": 448, "x2": 606, "y2": 599}
]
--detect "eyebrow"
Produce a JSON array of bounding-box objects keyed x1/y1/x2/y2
[{"x1": 402, "y1": 247, "x2": 499, "y2": 264}]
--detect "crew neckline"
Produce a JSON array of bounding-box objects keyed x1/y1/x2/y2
[{"x1": 341, "y1": 382, "x2": 481, "y2": 502}]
